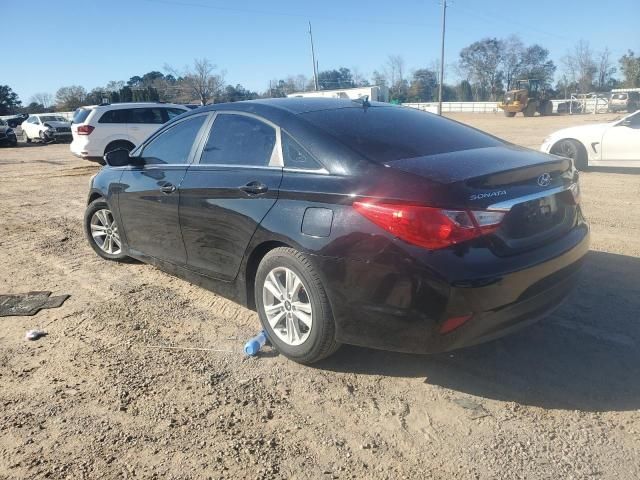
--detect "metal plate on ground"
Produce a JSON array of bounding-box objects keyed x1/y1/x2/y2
[{"x1": 0, "y1": 291, "x2": 70, "y2": 316}]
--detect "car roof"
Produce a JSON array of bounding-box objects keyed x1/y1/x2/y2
[
  {"x1": 84, "y1": 102, "x2": 188, "y2": 110},
  {"x1": 201, "y1": 97, "x2": 391, "y2": 115}
]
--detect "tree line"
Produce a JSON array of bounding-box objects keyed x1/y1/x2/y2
[{"x1": 2, "y1": 36, "x2": 640, "y2": 115}]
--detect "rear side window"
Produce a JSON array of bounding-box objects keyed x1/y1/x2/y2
[
  {"x1": 282, "y1": 132, "x2": 322, "y2": 170},
  {"x1": 73, "y1": 108, "x2": 92, "y2": 124},
  {"x1": 300, "y1": 106, "x2": 502, "y2": 163},
  {"x1": 99, "y1": 109, "x2": 130, "y2": 124},
  {"x1": 130, "y1": 108, "x2": 164, "y2": 124},
  {"x1": 141, "y1": 115, "x2": 206, "y2": 165},
  {"x1": 200, "y1": 114, "x2": 276, "y2": 167}
]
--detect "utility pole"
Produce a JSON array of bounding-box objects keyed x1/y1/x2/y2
[
  {"x1": 309, "y1": 21, "x2": 319, "y2": 91},
  {"x1": 437, "y1": 0, "x2": 447, "y2": 116}
]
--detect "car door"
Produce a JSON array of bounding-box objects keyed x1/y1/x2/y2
[
  {"x1": 128, "y1": 107, "x2": 166, "y2": 146},
  {"x1": 601, "y1": 112, "x2": 640, "y2": 164},
  {"x1": 24, "y1": 116, "x2": 38, "y2": 137},
  {"x1": 117, "y1": 113, "x2": 209, "y2": 264},
  {"x1": 179, "y1": 112, "x2": 283, "y2": 281}
]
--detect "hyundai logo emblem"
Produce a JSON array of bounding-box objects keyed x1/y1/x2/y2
[{"x1": 537, "y1": 173, "x2": 552, "y2": 187}]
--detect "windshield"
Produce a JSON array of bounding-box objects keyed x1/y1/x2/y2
[{"x1": 39, "y1": 116, "x2": 68, "y2": 123}]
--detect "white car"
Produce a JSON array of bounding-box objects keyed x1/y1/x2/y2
[
  {"x1": 70, "y1": 102, "x2": 188, "y2": 162},
  {"x1": 22, "y1": 114, "x2": 72, "y2": 143},
  {"x1": 541, "y1": 110, "x2": 640, "y2": 169}
]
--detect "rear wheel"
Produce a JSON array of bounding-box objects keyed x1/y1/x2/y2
[
  {"x1": 523, "y1": 102, "x2": 536, "y2": 117},
  {"x1": 551, "y1": 139, "x2": 588, "y2": 171},
  {"x1": 503, "y1": 111, "x2": 516, "y2": 117},
  {"x1": 255, "y1": 247, "x2": 340, "y2": 364},
  {"x1": 84, "y1": 198, "x2": 130, "y2": 261},
  {"x1": 540, "y1": 101, "x2": 553, "y2": 116}
]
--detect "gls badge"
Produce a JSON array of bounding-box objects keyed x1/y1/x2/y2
[{"x1": 469, "y1": 190, "x2": 507, "y2": 201}]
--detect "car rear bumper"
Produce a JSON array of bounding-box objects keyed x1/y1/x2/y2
[{"x1": 313, "y1": 223, "x2": 589, "y2": 354}]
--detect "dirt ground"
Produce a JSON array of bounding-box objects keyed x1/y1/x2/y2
[{"x1": 1, "y1": 112, "x2": 639, "y2": 480}]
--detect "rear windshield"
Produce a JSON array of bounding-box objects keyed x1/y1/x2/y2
[
  {"x1": 300, "y1": 106, "x2": 502, "y2": 163},
  {"x1": 73, "y1": 108, "x2": 92, "y2": 124}
]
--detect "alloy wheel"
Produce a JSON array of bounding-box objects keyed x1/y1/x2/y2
[
  {"x1": 90, "y1": 208, "x2": 122, "y2": 255},
  {"x1": 262, "y1": 267, "x2": 313, "y2": 346}
]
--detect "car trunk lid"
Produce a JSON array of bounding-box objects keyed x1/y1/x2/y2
[{"x1": 385, "y1": 145, "x2": 580, "y2": 253}]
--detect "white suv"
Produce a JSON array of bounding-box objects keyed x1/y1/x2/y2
[{"x1": 70, "y1": 102, "x2": 188, "y2": 162}]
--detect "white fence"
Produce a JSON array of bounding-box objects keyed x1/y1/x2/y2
[
  {"x1": 404, "y1": 99, "x2": 613, "y2": 115},
  {"x1": 403, "y1": 102, "x2": 499, "y2": 114}
]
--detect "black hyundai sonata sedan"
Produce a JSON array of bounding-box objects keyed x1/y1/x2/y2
[{"x1": 85, "y1": 98, "x2": 589, "y2": 363}]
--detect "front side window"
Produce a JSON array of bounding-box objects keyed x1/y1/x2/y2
[
  {"x1": 141, "y1": 115, "x2": 206, "y2": 165},
  {"x1": 282, "y1": 132, "x2": 322, "y2": 170},
  {"x1": 130, "y1": 108, "x2": 164, "y2": 124},
  {"x1": 200, "y1": 114, "x2": 276, "y2": 167}
]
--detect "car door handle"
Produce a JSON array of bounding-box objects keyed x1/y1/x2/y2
[
  {"x1": 160, "y1": 183, "x2": 176, "y2": 194},
  {"x1": 239, "y1": 181, "x2": 268, "y2": 195}
]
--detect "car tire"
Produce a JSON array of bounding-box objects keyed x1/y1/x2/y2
[
  {"x1": 84, "y1": 198, "x2": 130, "y2": 262},
  {"x1": 523, "y1": 102, "x2": 536, "y2": 117},
  {"x1": 255, "y1": 247, "x2": 340, "y2": 364},
  {"x1": 551, "y1": 139, "x2": 588, "y2": 171},
  {"x1": 503, "y1": 111, "x2": 516, "y2": 117}
]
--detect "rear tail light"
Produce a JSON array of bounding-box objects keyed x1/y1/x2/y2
[
  {"x1": 353, "y1": 201, "x2": 505, "y2": 250},
  {"x1": 76, "y1": 125, "x2": 94, "y2": 135},
  {"x1": 439, "y1": 314, "x2": 473, "y2": 334}
]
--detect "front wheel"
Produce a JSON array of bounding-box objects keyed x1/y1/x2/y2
[
  {"x1": 255, "y1": 247, "x2": 340, "y2": 364},
  {"x1": 84, "y1": 198, "x2": 130, "y2": 261},
  {"x1": 551, "y1": 139, "x2": 588, "y2": 171}
]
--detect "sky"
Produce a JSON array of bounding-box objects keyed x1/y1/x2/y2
[{"x1": 3, "y1": 0, "x2": 640, "y2": 104}]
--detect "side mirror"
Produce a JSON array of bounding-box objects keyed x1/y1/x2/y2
[{"x1": 104, "y1": 148, "x2": 138, "y2": 167}]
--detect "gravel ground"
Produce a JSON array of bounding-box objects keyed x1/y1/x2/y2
[{"x1": 1, "y1": 113, "x2": 639, "y2": 479}]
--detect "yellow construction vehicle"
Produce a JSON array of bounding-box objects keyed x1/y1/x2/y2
[{"x1": 498, "y1": 79, "x2": 553, "y2": 117}]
